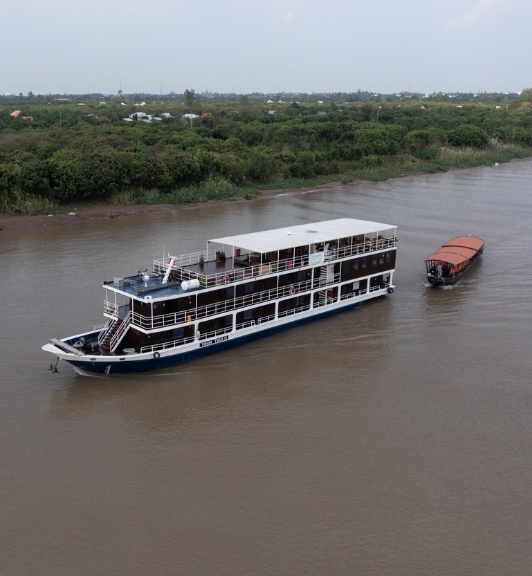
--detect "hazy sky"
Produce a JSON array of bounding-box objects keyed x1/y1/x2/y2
[{"x1": 1, "y1": 0, "x2": 530, "y2": 95}]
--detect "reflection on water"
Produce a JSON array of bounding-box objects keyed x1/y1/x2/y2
[{"x1": 2, "y1": 160, "x2": 532, "y2": 575}]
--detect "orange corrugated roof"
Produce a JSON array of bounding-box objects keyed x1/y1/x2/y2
[
  {"x1": 10, "y1": 110, "x2": 21, "y2": 117},
  {"x1": 424, "y1": 251, "x2": 469, "y2": 265},
  {"x1": 443, "y1": 236, "x2": 484, "y2": 251}
]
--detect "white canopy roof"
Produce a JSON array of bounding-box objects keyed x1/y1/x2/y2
[{"x1": 209, "y1": 218, "x2": 396, "y2": 253}]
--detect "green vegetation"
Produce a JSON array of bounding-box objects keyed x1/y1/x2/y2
[{"x1": 1, "y1": 91, "x2": 532, "y2": 215}]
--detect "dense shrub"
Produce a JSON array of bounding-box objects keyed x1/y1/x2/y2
[
  {"x1": 0, "y1": 97, "x2": 531, "y2": 208},
  {"x1": 448, "y1": 124, "x2": 489, "y2": 148}
]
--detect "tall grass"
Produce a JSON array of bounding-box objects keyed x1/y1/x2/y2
[{"x1": 0, "y1": 190, "x2": 55, "y2": 215}]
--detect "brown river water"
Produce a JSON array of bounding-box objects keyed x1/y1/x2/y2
[{"x1": 1, "y1": 160, "x2": 532, "y2": 575}]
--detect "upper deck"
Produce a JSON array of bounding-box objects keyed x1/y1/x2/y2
[{"x1": 106, "y1": 218, "x2": 397, "y2": 300}]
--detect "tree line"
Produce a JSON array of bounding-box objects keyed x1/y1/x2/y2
[{"x1": 1, "y1": 93, "x2": 532, "y2": 211}]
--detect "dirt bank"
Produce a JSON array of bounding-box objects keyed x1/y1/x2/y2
[{"x1": 0, "y1": 180, "x2": 347, "y2": 231}]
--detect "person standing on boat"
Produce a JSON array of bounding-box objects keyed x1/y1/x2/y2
[{"x1": 436, "y1": 264, "x2": 443, "y2": 278}]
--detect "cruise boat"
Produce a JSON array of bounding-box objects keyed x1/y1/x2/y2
[
  {"x1": 43, "y1": 218, "x2": 397, "y2": 375},
  {"x1": 425, "y1": 236, "x2": 484, "y2": 287}
]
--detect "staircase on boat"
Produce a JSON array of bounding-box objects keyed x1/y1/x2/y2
[{"x1": 98, "y1": 313, "x2": 131, "y2": 355}]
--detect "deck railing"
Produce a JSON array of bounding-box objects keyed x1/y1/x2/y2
[
  {"x1": 278, "y1": 303, "x2": 311, "y2": 318},
  {"x1": 236, "y1": 314, "x2": 276, "y2": 331},
  {"x1": 110, "y1": 311, "x2": 131, "y2": 353},
  {"x1": 197, "y1": 326, "x2": 233, "y2": 341},
  {"x1": 152, "y1": 238, "x2": 395, "y2": 290},
  {"x1": 126, "y1": 278, "x2": 314, "y2": 331},
  {"x1": 140, "y1": 335, "x2": 195, "y2": 354}
]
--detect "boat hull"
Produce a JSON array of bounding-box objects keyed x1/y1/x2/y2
[{"x1": 45, "y1": 294, "x2": 385, "y2": 375}]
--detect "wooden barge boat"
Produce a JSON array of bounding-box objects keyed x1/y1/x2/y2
[
  {"x1": 425, "y1": 236, "x2": 485, "y2": 287},
  {"x1": 43, "y1": 218, "x2": 397, "y2": 375}
]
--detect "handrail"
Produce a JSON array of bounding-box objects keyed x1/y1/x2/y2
[
  {"x1": 278, "y1": 303, "x2": 311, "y2": 318},
  {"x1": 110, "y1": 312, "x2": 131, "y2": 352},
  {"x1": 128, "y1": 278, "x2": 314, "y2": 331},
  {"x1": 197, "y1": 326, "x2": 233, "y2": 341},
  {"x1": 98, "y1": 318, "x2": 115, "y2": 345},
  {"x1": 154, "y1": 238, "x2": 397, "y2": 290},
  {"x1": 236, "y1": 314, "x2": 276, "y2": 331},
  {"x1": 154, "y1": 237, "x2": 397, "y2": 277},
  {"x1": 140, "y1": 336, "x2": 195, "y2": 354}
]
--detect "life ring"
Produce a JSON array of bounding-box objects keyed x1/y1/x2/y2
[
  {"x1": 153, "y1": 351, "x2": 161, "y2": 359},
  {"x1": 289, "y1": 285, "x2": 296, "y2": 296},
  {"x1": 387, "y1": 287, "x2": 394, "y2": 294},
  {"x1": 222, "y1": 274, "x2": 230, "y2": 285}
]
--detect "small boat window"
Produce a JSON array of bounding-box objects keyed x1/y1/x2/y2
[{"x1": 173, "y1": 327, "x2": 185, "y2": 339}]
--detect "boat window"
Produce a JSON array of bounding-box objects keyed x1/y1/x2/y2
[
  {"x1": 172, "y1": 327, "x2": 184, "y2": 339},
  {"x1": 226, "y1": 287, "x2": 234, "y2": 298},
  {"x1": 244, "y1": 282, "x2": 254, "y2": 294},
  {"x1": 361, "y1": 257, "x2": 367, "y2": 269},
  {"x1": 298, "y1": 270, "x2": 307, "y2": 282},
  {"x1": 379, "y1": 254, "x2": 384, "y2": 265},
  {"x1": 225, "y1": 315, "x2": 233, "y2": 327},
  {"x1": 244, "y1": 309, "x2": 254, "y2": 320}
]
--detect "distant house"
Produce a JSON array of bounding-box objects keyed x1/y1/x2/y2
[
  {"x1": 77, "y1": 103, "x2": 85, "y2": 106},
  {"x1": 54, "y1": 98, "x2": 70, "y2": 102},
  {"x1": 266, "y1": 99, "x2": 273, "y2": 104},
  {"x1": 317, "y1": 100, "x2": 324, "y2": 104},
  {"x1": 22, "y1": 116, "x2": 33, "y2": 121},
  {"x1": 315, "y1": 111, "x2": 328, "y2": 118},
  {"x1": 267, "y1": 110, "x2": 275, "y2": 115},
  {"x1": 183, "y1": 114, "x2": 199, "y2": 119},
  {"x1": 161, "y1": 112, "x2": 173, "y2": 118},
  {"x1": 99, "y1": 115, "x2": 110, "y2": 121},
  {"x1": 202, "y1": 112, "x2": 213, "y2": 118},
  {"x1": 122, "y1": 118, "x2": 134, "y2": 122},
  {"x1": 99, "y1": 102, "x2": 106, "y2": 105},
  {"x1": 152, "y1": 117, "x2": 162, "y2": 122},
  {"x1": 129, "y1": 112, "x2": 150, "y2": 120},
  {"x1": 10, "y1": 110, "x2": 21, "y2": 117}
]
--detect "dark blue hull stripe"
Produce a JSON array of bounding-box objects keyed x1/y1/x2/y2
[{"x1": 65, "y1": 301, "x2": 363, "y2": 375}]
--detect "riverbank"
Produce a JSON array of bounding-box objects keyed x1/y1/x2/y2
[{"x1": 1, "y1": 147, "x2": 530, "y2": 231}]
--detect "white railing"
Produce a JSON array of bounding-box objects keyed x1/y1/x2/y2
[
  {"x1": 140, "y1": 336, "x2": 195, "y2": 354},
  {"x1": 315, "y1": 272, "x2": 340, "y2": 288},
  {"x1": 98, "y1": 318, "x2": 115, "y2": 346},
  {"x1": 103, "y1": 301, "x2": 130, "y2": 319},
  {"x1": 128, "y1": 278, "x2": 314, "y2": 331},
  {"x1": 331, "y1": 237, "x2": 397, "y2": 261},
  {"x1": 236, "y1": 314, "x2": 276, "y2": 331},
  {"x1": 197, "y1": 326, "x2": 233, "y2": 341},
  {"x1": 110, "y1": 312, "x2": 131, "y2": 353},
  {"x1": 158, "y1": 239, "x2": 396, "y2": 290},
  {"x1": 278, "y1": 304, "x2": 311, "y2": 318},
  {"x1": 131, "y1": 309, "x2": 189, "y2": 330},
  {"x1": 153, "y1": 250, "x2": 218, "y2": 273}
]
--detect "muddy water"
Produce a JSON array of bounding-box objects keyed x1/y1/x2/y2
[{"x1": 1, "y1": 160, "x2": 532, "y2": 575}]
